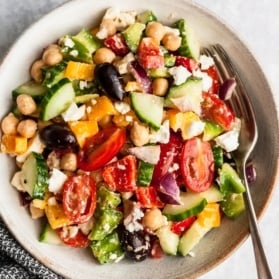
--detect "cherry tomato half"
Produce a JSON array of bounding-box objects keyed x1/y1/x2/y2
[
  {"x1": 180, "y1": 137, "x2": 214, "y2": 192},
  {"x1": 63, "y1": 174, "x2": 96, "y2": 224},
  {"x1": 57, "y1": 227, "x2": 89, "y2": 248},
  {"x1": 201, "y1": 92, "x2": 235, "y2": 131},
  {"x1": 78, "y1": 126, "x2": 126, "y2": 171},
  {"x1": 151, "y1": 131, "x2": 183, "y2": 186}
]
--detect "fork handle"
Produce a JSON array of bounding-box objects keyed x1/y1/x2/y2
[{"x1": 241, "y1": 166, "x2": 273, "y2": 279}]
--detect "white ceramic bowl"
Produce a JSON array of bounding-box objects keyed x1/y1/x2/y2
[{"x1": 0, "y1": 0, "x2": 278, "y2": 278}]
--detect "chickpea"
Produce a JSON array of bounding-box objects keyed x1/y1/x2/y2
[
  {"x1": 30, "y1": 59, "x2": 45, "y2": 83},
  {"x1": 142, "y1": 208, "x2": 168, "y2": 231},
  {"x1": 42, "y1": 44, "x2": 63, "y2": 66},
  {"x1": 60, "y1": 152, "x2": 77, "y2": 172},
  {"x1": 1, "y1": 113, "x2": 19, "y2": 135},
  {"x1": 16, "y1": 94, "x2": 37, "y2": 115},
  {"x1": 93, "y1": 47, "x2": 116, "y2": 64},
  {"x1": 130, "y1": 121, "x2": 150, "y2": 147},
  {"x1": 162, "y1": 33, "x2": 182, "y2": 51},
  {"x1": 152, "y1": 78, "x2": 169, "y2": 96},
  {"x1": 17, "y1": 119, "x2": 37, "y2": 138},
  {"x1": 145, "y1": 22, "x2": 165, "y2": 43}
]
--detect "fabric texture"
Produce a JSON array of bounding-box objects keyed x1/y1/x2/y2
[{"x1": 0, "y1": 220, "x2": 62, "y2": 279}]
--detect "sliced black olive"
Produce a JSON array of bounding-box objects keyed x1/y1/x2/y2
[
  {"x1": 94, "y1": 63, "x2": 125, "y2": 100},
  {"x1": 120, "y1": 229, "x2": 150, "y2": 261},
  {"x1": 39, "y1": 124, "x2": 77, "y2": 149}
]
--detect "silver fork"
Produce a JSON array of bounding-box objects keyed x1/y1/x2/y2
[{"x1": 203, "y1": 44, "x2": 273, "y2": 279}]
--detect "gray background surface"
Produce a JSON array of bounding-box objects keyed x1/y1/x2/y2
[{"x1": 0, "y1": 1, "x2": 278, "y2": 278}]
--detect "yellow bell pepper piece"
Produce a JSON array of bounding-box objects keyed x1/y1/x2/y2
[
  {"x1": 87, "y1": 96, "x2": 117, "y2": 122},
  {"x1": 64, "y1": 61, "x2": 95, "y2": 81},
  {"x1": 197, "y1": 203, "x2": 221, "y2": 228},
  {"x1": 1, "y1": 134, "x2": 28, "y2": 154},
  {"x1": 68, "y1": 120, "x2": 98, "y2": 147},
  {"x1": 166, "y1": 110, "x2": 203, "y2": 140},
  {"x1": 45, "y1": 202, "x2": 71, "y2": 229}
]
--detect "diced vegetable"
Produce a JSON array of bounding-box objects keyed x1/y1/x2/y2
[
  {"x1": 42, "y1": 61, "x2": 67, "y2": 88},
  {"x1": 40, "y1": 78, "x2": 76, "y2": 121},
  {"x1": 39, "y1": 223, "x2": 63, "y2": 245},
  {"x1": 156, "y1": 224, "x2": 179, "y2": 255},
  {"x1": 1, "y1": 134, "x2": 28, "y2": 154},
  {"x1": 89, "y1": 209, "x2": 123, "y2": 241},
  {"x1": 122, "y1": 22, "x2": 146, "y2": 53},
  {"x1": 91, "y1": 231, "x2": 124, "y2": 264},
  {"x1": 68, "y1": 120, "x2": 99, "y2": 147},
  {"x1": 21, "y1": 152, "x2": 48, "y2": 199},
  {"x1": 137, "y1": 161, "x2": 155, "y2": 186},
  {"x1": 64, "y1": 61, "x2": 95, "y2": 81},
  {"x1": 131, "y1": 92, "x2": 164, "y2": 130},
  {"x1": 12, "y1": 80, "x2": 47, "y2": 102},
  {"x1": 219, "y1": 163, "x2": 245, "y2": 194},
  {"x1": 174, "y1": 19, "x2": 200, "y2": 60}
]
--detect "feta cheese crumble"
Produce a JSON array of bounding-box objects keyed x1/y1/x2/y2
[
  {"x1": 48, "y1": 168, "x2": 68, "y2": 193},
  {"x1": 215, "y1": 118, "x2": 241, "y2": 152},
  {"x1": 168, "y1": 66, "x2": 192, "y2": 85},
  {"x1": 62, "y1": 103, "x2": 85, "y2": 122},
  {"x1": 199, "y1": 54, "x2": 215, "y2": 70}
]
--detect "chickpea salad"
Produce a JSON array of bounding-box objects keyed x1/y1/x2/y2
[{"x1": 0, "y1": 7, "x2": 248, "y2": 264}]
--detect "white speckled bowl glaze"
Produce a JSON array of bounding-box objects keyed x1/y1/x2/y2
[{"x1": 0, "y1": 0, "x2": 278, "y2": 278}]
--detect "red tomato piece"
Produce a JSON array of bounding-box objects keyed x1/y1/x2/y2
[
  {"x1": 175, "y1": 56, "x2": 198, "y2": 72},
  {"x1": 180, "y1": 137, "x2": 214, "y2": 193},
  {"x1": 137, "y1": 37, "x2": 164, "y2": 69},
  {"x1": 78, "y1": 126, "x2": 126, "y2": 171},
  {"x1": 171, "y1": 216, "x2": 196, "y2": 235},
  {"x1": 202, "y1": 65, "x2": 220, "y2": 95},
  {"x1": 135, "y1": 186, "x2": 164, "y2": 208},
  {"x1": 104, "y1": 33, "x2": 130, "y2": 56},
  {"x1": 63, "y1": 174, "x2": 96, "y2": 224},
  {"x1": 102, "y1": 155, "x2": 137, "y2": 192},
  {"x1": 201, "y1": 92, "x2": 236, "y2": 130},
  {"x1": 151, "y1": 131, "x2": 183, "y2": 186},
  {"x1": 57, "y1": 227, "x2": 89, "y2": 248}
]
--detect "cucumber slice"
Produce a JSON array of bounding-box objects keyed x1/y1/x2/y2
[
  {"x1": 122, "y1": 22, "x2": 146, "y2": 53},
  {"x1": 21, "y1": 152, "x2": 48, "y2": 200},
  {"x1": 61, "y1": 29, "x2": 101, "y2": 63},
  {"x1": 39, "y1": 223, "x2": 63, "y2": 245},
  {"x1": 221, "y1": 192, "x2": 245, "y2": 219},
  {"x1": 212, "y1": 146, "x2": 224, "y2": 169},
  {"x1": 136, "y1": 10, "x2": 157, "y2": 23},
  {"x1": 164, "y1": 77, "x2": 203, "y2": 109},
  {"x1": 203, "y1": 120, "x2": 223, "y2": 141},
  {"x1": 163, "y1": 192, "x2": 207, "y2": 221},
  {"x1": 219, "y1": 163, "x2": 245, "y2": 194},
  {"x1": 40, "y1": 78, "x2": 75, "y2": 121},
  {"x1": 178, "y1": 219, "x2": 211, "y2": 256},
  {"x1": 174, "y1": 19, "x2": 200, "y2": 60},
  {"x1": 130, "y1": 92, "x2": 164, "y2": 130},
  {"x1": 12, "y1": 80, "x2": 47, "y2": 102},
  {"x1": 163, "y1": 186, "x2": 223, "y2": 221},
  {"x1": 42, "y1": 61, "x2": 67, "y2": 88},
  {"x1": 148, "y1": 68, "x2": 171, "y2": 78},
  {"x1": 156, "y1": 224, "x2": 179, "y2": 255}
]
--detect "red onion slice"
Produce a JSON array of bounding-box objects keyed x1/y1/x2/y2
[
  {"x1": 219, "y1": 77, "x2": 236, "y2": 100},
  {"x1": 157, "y1": 172, "x2": 181, "y2": 205},
  {"x1": 128, "y1": 60, "x2": 152, "y2": 93}
]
